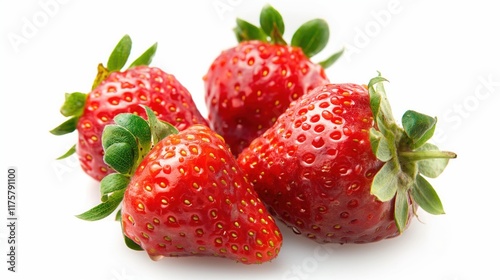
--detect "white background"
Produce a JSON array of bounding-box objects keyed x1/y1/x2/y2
[{"x1": 1, "y1": 0, "x2": 499, "y2": 279}]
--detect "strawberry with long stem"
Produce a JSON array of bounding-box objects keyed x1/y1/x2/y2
[
  {"x1": 77, "y1": 106, "x2": 282, "y2": 264},
  {"x1": 51, "y1": 35, "x2": 207, "y2": 181},
  {"x1": 204, "y1": 4, "x2": 344, "y2": 155}
]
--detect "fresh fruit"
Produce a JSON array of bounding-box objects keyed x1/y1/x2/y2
[
  {"x1": 50, "y1": 35, "x2": 207, "y2": 181},
  {"x1": 77, "y1": 106, "x2": 282, "y2": 264},
  {"x1": 237, "y1": 74, "x2": 456, "y2": 244},
  {"x1": 204, "y1": 4, "x2": 343, "y2": 155}
]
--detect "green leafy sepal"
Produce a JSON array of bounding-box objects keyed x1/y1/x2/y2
[
  {"x1": 368, "y1": 73, "x2": 457, "y2": 233},
  {"x1": 50, "y1": 35, "x2": 158, "y2": 159},
  {"x1": 233, "y1": 4, "x2": 343, "y2": 68},
  {"x1": 76, "y1": 106, "x2": 178, "y2": 222}
]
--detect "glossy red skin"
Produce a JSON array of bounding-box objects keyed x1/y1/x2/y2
[
  {"x1": 121, "y1": 125, "x2": 282, "y2": 264},
  {"x1": 204, "y1": 40, "x2": 329, "y2": 155},
  {"x1": 77, "y1": 66, "x2": 207, "y2": 181},
  {"x1": 238, "y1": 84, "x2": 410, "y2": 244}
]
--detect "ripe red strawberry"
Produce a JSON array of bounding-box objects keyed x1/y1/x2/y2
[
  {"x1": 77, "y1": 107, "x2": 282, "y2": 264},
  {"x1": 237, "y1": 75, "x2": 456, "y2": 244},
  {"x1": 51, "y1": 35, "x2": 207, "y2": 181},
  {"x1": 204, "y1": 5, "x2": 343, "y2": 155}
]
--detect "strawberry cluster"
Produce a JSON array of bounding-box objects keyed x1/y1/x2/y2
[{"x1": 52, "y1": 5, "x2": 455, "y2": 265}]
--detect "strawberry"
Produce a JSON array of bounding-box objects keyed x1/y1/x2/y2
[
  {"x1": 77, "y1": 106, "x2": 282, "y2": 264},
  {"x1": 50, "y1": 35, "x2": 207, "y2": 181},
  {"x1": 204, "y1": 5, "x2": 343, "y2": 155},
  {"x1": 237, "y1": 74, "x2": 456, "y2": 244}
]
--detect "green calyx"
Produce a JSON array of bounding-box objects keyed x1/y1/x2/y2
[
  {"x1": 367, "y1": 73, "x2": 457, "y2": 233},
  {"x1": 50, "y1": 35, "x2": 158, "y2": 159},
  {"x1": 233, "y1": 4, "x2": 344, "y2": 69},
  {"x1": 76, "y1": 106, "x2": 177, "y2": 249},
  {"x1": 92, "y1": 35, "x2": 158, "y2": 89},
  {"x1": 76, "y1": 106, "x2": 178, "y2": 222}
]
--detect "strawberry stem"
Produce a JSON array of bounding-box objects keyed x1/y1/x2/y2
[
  {"x1": 270, "y1": 25, "x2": 287, "y2": 45},
  {"x1": 92, "y1": 63, "x2": 111, "y2": 90},
  {"x1": 399, "y1": 150, "x2": 457, "y2": 162}
]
